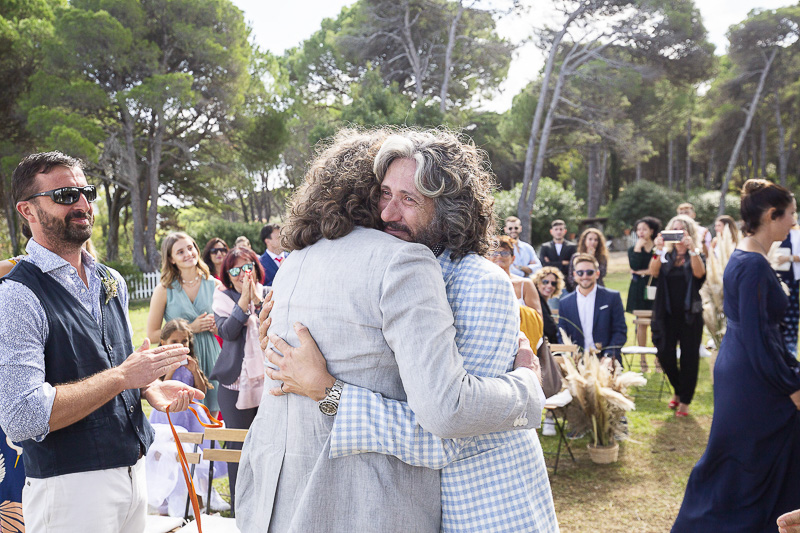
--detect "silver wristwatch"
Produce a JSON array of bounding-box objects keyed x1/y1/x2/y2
[{"x1": 318, "y1": 379, "x2": 344, "y2": 416}]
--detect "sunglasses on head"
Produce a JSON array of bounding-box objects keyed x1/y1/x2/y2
[
  {"x1": 210, "y1": 248, "x2": 227, "y2": 254},
  {"x1": 228, "y1": 263, "x2": 254, "y2": 277},
  {"x1": 575, "y1": 269, "x2": 596, "y2": 277},
  {"x1": 25, "y1": 185, "x2": 97, "y2": 205},
  {"x1": 540, "y1": 279, "x2": 557, "y2": 286},
  {"x1": 491, "y1": 251, "x2": 512, "y2": 258}
]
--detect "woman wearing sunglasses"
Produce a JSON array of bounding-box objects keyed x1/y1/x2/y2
[
  {"x1": 648, "y1": 215, "x2": 706, "y2": 418},
  {"x1": 489, "y1": 236, "x2": 542, "y2": 314},
  {"x1": 531, "y1": 267, "x2": 564, "y2": 345},
  {"x1": 147, "y1": 232, "x2": 222, "y2": 414},
  {"x1": 202, "y1": 238, "x2": 229, "y2": 280},
  {"x1": 210, "y1": 246, "x2": 267, "y2": 513}
]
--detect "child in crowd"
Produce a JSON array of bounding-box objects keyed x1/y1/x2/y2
[{"x1": 146, "y1": 319, "x2": 228, "y2": 516}]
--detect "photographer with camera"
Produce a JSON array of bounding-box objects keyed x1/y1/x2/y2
[{"x1": 648, "y1": 215, "x2": 706, "y2": 418}]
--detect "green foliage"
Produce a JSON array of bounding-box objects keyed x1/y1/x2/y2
[
  {"x1": 494, "y1": 180, "x2": 584, "y2": 245},
  {"x1": 686, "y1": 190, "x2": 740, "y2": 227},
  {"x1": 181, "y1": 219, "x2": 268, "y2": 256},
  {"x1": 605, "y1": 181, "x2": 683, "y2": 235}
]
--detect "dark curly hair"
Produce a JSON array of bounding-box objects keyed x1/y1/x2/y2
[
  {"x1": 281, "y1": 128, "x2": 388, "y2": 251},
  {"x1": 373, "y1": 128, "x2": 497, "y2": 259}
]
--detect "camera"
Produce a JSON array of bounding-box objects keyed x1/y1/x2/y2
[{"x1": 662, "y1": 230, "x2": 685, "y2": 242}]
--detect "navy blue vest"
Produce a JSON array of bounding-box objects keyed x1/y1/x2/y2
[{"x1": 2, "y1": 261, "x2": 154, "y2": 478}]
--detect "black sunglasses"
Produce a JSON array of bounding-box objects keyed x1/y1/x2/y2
[
  {"x1": 24, "y1": 185, "x2": 97, "y2": 205},
  {"x1": 540, "y1": 279, "x2": 557, "y2": 286},
  {"x1": 575, "y1": 269, "x2": 596, "y2": 277},
  {"x1": 228, "y1": 263, "x2": 254, "y2": 277},
  {"x1": 506, "y1": 226, "x2": 521, "y2": 231},
  {"x1": 210, "y1": 248, "x2": 227, "y2": 254}
]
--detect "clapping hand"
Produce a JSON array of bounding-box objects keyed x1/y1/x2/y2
[{"x1": 190, "y1": 312, "x2": 215, "y2": 333}]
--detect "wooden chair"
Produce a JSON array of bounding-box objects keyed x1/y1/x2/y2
[
  {"x1": 144, "y1": 431, "x2": 204, "y2": 533},
  {"x1": 174, "y1": 427, "x2": 248, "y2": 533},
  {"x1": 549, "y1": 344, "x2": 579, "y2": 356}
]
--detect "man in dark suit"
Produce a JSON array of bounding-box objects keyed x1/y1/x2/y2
[
  {"x1": 259, "y1": 223, "x2": 286, "y2": 286},
  {"x1": 558, "y1": 253, "x2": 627, "y2": 361},
  {"x1": 539, "y1": 219, "x2": 576, "y2": 278}
]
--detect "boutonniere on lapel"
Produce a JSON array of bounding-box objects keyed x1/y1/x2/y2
[{"x1": 101, "y1": 274, "x2": 119, "y2": 305}]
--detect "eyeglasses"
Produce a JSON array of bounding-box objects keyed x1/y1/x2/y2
[
  {"x1": 505, "y1": 226, "x2": 521, "y2": 231},
  {"x1": 540, "y1": 279, "x2": 557, "y2": 286},
  {"x1": 24, "y1": 185, "x2": 97, "y2": 205},
  {"x1": 227, "y1": 263, "x2": 254, "y2": 277},
  {"x1": 575, "y1": 269, "x2": 596, "y2": 277},
  {"x1": 210, "y1": 248, "x2": 227, "y2": 255},
  {"x1": 491, "y1": 251, "x2": 512, "y2": 258}
]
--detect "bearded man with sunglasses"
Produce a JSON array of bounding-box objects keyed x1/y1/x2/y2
[
  {"x1": 558, "y1": 253, "x2": 627, "y2": 361},
  {"x1": 0, "y1": 151, "x2": 202, "y2": 533}
]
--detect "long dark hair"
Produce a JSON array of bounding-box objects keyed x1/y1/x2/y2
[{"x1": 202, "y1": 238, "x2": 228, "y2": 277}]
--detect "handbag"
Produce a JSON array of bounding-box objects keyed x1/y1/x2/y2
[
  {"x1": 644, "y1": 275, "x2": 656, "y2": 300},
  {"x1": 537, "y1": 338, "x2": 563, "y2": 398}
]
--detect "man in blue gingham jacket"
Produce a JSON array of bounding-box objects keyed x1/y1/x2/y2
[{"x1": 261, "y1": 129, "x2": 558, "y2": 532}]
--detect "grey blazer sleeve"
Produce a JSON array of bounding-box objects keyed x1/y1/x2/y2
[{"x1": 380, "y1": 246, "x2": 541, "y2": 439}]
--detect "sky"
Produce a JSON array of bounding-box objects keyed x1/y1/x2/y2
[{"x1": 231, "y1": 0, "x2": 792, "y2": 112}]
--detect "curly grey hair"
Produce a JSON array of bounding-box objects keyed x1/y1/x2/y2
[{"x1": 373, "y1": 129, "x2": 497, "y2": 259}]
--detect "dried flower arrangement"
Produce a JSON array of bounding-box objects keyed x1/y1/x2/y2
[
  {"x1": 559, "y1": 344, "x2": 647, "y2": 448},
  {"x1": 701, "y1": 225, "x2": 737, "y2": 351}
]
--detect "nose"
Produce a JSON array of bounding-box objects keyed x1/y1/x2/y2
[{"x1": 381, "y1": 197, "x2": 401, "y2": 222}]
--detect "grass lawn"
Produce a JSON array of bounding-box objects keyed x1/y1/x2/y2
[{"x1": 130, "y1": 252, "x2": 713, "y2": 531}]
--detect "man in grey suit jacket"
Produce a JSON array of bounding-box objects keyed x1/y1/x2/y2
[{"x1": 236, "y1": 129, "x2": 548, "y2": 533}]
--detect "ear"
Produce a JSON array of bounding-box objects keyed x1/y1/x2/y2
[
  {"x1": 767, "y1": 207, "x2": 778, "y2": 221},
  {"x1": 16, "y1": 201, "x2": 37, "y2": 225}
]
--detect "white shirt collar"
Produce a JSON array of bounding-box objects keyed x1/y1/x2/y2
[{"x1": 266, "y1": 249, "x2": 285, "y2": 261}]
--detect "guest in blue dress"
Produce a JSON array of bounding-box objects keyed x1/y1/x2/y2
[{"x1": 673, "y1": 179, "x2": 800, "y2": 532}]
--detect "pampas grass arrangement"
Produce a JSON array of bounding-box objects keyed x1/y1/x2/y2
[{"x1": 559, "y1": 340, "x2": 647, "y2": 447}]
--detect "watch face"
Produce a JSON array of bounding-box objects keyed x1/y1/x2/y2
[{"x1": 319, "y1": 400, "x2": 337, "y2": 416}]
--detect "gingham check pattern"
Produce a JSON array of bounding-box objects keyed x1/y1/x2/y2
[{"x1": 329, "y1": 250, "x2": 558, "y2": 532}]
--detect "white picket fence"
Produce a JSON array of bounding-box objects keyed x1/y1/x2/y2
[{"x1": 127, "y1": 271, "x2": 161, "y2": 301}]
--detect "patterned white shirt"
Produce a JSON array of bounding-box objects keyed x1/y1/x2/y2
[
  {"x1": 329, "y1": 249, "x2": 558, "y2": 532},
  {"x1": 0, "y1": 240, "x2": 130, "y2": 443}
]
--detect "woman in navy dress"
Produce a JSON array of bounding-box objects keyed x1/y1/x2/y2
[{"x1": 673, "y1": 179, "x2": 800, "y2": 532}]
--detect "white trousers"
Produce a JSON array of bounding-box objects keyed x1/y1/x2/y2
[{"x1": 22, "y1": 457, "x2": 147, "y2": 533}]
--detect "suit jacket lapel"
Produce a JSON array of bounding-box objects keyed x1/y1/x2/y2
[{"x1": 592, "y1": 288, "x2": 603, "y2": 332}]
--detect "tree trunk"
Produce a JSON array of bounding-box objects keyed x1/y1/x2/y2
[
  {"x1": 719, "y1": 48, "x2": 777, "y2": 215},
  {"x1": 636, "y1": 161, "x2": 642, "y2": 182},
  {"x1": 1, "y1": 175, "x2": 20, "y2": 255},
  {"x1": 685, "y1": 118, "x2": 692, "y2": 191},
  {"x1": 402, "y1": 1, "x2": 425, "y2": 102},
  {"x1": 707, "y1": 148, "x2": 716, "y2": 189},
  {"x1": 760, "y1": 123, "x2": 767, "y2": 177},
  {"x1": 587, "y1": 146, "x2": 608, "y2": 218},
  {"x1": 517, "y1": 5, "x2": 585, "y2": 244},
  {"x1": 667, "y1": 138, "x2": 674, "y2": 189},
  {"x1": 119, "y1": 109, "x2": 149, "y2": 272},
  {"x1": 439, "y1": 1, "x2": 464, "y2": 114},
  {"x1": 104, "y1": 183, "x2": 120, "y2": 262},
  {"x1": 144, "y1": 112, "x2": 165, "y2": 272},
  {"x1": 775, "y1": 88, "x2": 789, "y2": 186},
  {"x1": 749, "y1": 131, "x2": 757, "y2": 179},
  {"x1": 587, "y1": 146, "x2": 596, "y2": 218},
  {"x1": 609, "y1": 150, "x2": 620, "y2": 201}
]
